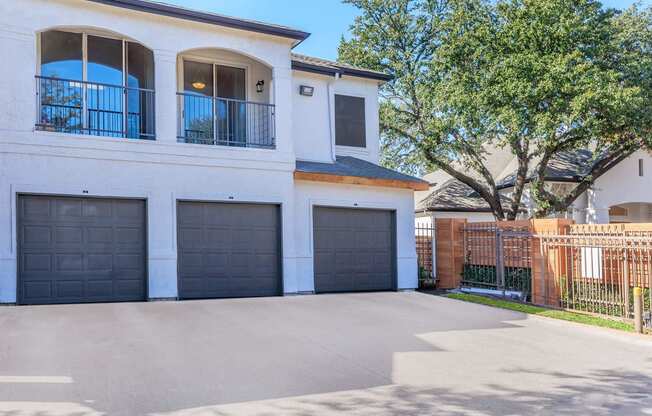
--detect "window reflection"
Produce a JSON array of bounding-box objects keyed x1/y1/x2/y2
[{"x1": 37, "y1": 30, "x2": 155, "y2": 139}]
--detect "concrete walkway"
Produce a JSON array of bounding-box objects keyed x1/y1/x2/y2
[{"x1": 1, "y1": 292, "x2": 651, "y2": 415}]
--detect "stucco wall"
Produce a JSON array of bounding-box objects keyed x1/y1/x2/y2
[
  {"x1": 292, "y1": 72, "x2": 381, "y2": 164},
  {"x1": 294, "y1": 182, "x2": 417, "y2": 292},
  {"x1": 0, "y1": 0, "x2": 417, "y2": 302}
]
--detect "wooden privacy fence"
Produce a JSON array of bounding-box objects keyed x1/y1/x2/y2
[{"x1": 435, "y1": 218, "x2": 652, "y2": 326}]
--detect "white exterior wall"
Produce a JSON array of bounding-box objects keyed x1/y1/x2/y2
[
  {"x1": 292, "y1": 72, "x2": 381, "y2": 164},
  {"x1": 294, "y1": 182, "x2": 417, "y2": 292},
  {"x1": 584, "y1": 150, "x2": 652, "y2": 224},
  {"x1": 0, "y1": 0, "x2": 417, "y2": 302}
]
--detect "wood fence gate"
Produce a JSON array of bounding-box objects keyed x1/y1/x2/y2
[{"x1": 461, "y1": 223, "x2": 533, "y2": 298}]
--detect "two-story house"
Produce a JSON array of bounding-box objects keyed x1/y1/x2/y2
[{"x1": 0, "y1": 0, "x2": 427, "y2": 305}]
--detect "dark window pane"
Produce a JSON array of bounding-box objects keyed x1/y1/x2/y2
[
  {"x1": 127, "y1": 42, "x2": 154, "y2": 89},
  {"x1": 40, "y1": 30, "x2": 82, "y2": 79},
  {"x1": 87, "y1": 35, "x2": 124, "y2": 137},
  {"x1": 215, "y1": 65, "x2": 246, "y2": 145},
  {"x1": 126, "y1": 42, "x2": 155, "y2": 139},
  {"x1": 39, "y1": 31, "x2": 83, "y2": 133},
  {"x1": 335, "y1": 95, "x2": 366, "y2": 148},
  {"x1": 184, "y1": 61, "x2": 213, "y2": 97},
  {"x1": 216, "y1": 65, "x2": 245, "y2": 100},
  {"x1": 183, "y1": 61, "x2": 214, "y2": 142},
  {"x1": 87, "y1": 35, "x2": 123, "y2": 85}
]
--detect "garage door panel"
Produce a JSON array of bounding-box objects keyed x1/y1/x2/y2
[
  {"x1": 23, "y1": 225, "x2": 52, "y2": 245},
  {"x1": 18, "y1": 195, "x2": 146, "y2": 305},
  {"x1": 313, "y1": 207, "x2": 395, "y2": 293},
  {"x1": 82, "y1": 199, "x2": 113, "y2": 218},
  {"x1": 116, "y1": 227, "x2": 144, "y2": 244},
  {"x1": 23, "y1": 197, "x2": 52, "y2": 217},
  {"x1": 56, "y1": 254, "x2": 84, "y2": 272},
  {"x1": 55, "y1": 226, "x2": 83, "y2": 244},
  {"x1": 205, "y1": 228, "x2": 232, "y2": 248},
  {"x1": 177, "y1": 202, "x2": 281, "y2": 299}
]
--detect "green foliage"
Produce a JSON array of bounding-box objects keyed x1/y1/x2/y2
[
  {"x1": 339, "y1": 0, "x2": 652, "y2": 219},
  {"x1": 445, "y1": 292, "x2": 635, "y2": 332}
]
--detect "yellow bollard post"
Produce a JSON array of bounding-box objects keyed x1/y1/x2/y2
[{"x1": 633, "y1": 287, "x2": 643, "y2": 334}]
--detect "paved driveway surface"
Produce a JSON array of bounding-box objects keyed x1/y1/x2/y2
[{"x1": 1, "y1": 292, "x2": 651, "y2": 415}]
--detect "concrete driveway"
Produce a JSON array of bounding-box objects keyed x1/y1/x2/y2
[{"x1": 1, "y1": 292, "x2": 651, "y2": 416}]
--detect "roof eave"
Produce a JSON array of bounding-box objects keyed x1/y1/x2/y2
[
  {"x1": 87, "y1": 0, "x2": 311, "y2": 41},
  {"x1": 291, "y1": 60, "x2": 393, "y2": 82}
]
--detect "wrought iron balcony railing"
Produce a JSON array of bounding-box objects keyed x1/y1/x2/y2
[
  {"x1": 177, "y1": 92, "x2": 275, "y2": 149},
  {"x1": 35, "y1": 75, "x2": 155, "y2": 140}
]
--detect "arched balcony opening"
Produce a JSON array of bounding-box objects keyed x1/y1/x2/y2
[
  {"x1": 36, "y1": 28, "x2": 155, "y2": 140},
  {"x1": 176, "y1": 48, "x2": 275, "y2": 149}
]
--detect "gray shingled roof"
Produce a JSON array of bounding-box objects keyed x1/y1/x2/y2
[
  {"x1": 417, "y1": 149, "x2": 602, "y2": 213},
  {"x1": 291, "y1": 53, "x2": 392, "y2": 81},
  {"x1": 496, "y1": 149, "x2": 595, "y2": 189},
  {"x1": 416, "y1": 179, "x2": 523, "y2": 213},
  {"x1": 296, "y1": 156, "x2": 427, "y2": 185}
]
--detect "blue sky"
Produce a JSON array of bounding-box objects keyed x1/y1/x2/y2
[{"x1": 163, "y1": 0, "x2": 651, "y2": 61}]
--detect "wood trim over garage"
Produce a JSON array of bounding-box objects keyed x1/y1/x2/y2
[{"x1": 294, "y1": 171, "x2": 429, "y2": 191}]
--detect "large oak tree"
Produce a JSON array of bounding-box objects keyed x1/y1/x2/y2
[{"x1": 338, "y1": 0, "x2": 652, "y2": 220}]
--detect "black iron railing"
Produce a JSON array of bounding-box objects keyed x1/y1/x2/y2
[
  {"x1": 177, "y1": 92, "x2": 275, "y2": 149},
  {"x1": 35, "y1": 75, "x2": 155, "y2": 140}
]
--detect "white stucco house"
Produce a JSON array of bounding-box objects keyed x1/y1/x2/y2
[
  {"x1": 415, "y1": 147, "x2": 652, "y2": 226},
  {"x1": 0, "y1": 0, "x2": 427, "y2": 305}
]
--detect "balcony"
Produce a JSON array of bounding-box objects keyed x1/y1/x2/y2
[
  {"x1": 35, "y1": 76, "x2": 156, "y2": 140},
  {"x1": 177, "y1": 93, "x2": 276, "y2": 149}
]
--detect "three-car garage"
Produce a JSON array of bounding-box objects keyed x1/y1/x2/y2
[{"x1": 16, "y1": 195, "x2": 398, "y2": 305}]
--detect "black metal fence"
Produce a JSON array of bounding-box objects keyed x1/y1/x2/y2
[
  {"x1": 416, "y1": 223, "x2": 436, "y2": 287},
  {"x1": 177, "y1": 92, "x2": 275, "y2": 149},
  {"x1": 35, "y1": 76, "x2": 155, "y2": 139}
]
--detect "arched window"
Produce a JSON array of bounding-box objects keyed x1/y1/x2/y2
[{"x1": 37, "y1": 29, "x2": 155, "y2": 140}]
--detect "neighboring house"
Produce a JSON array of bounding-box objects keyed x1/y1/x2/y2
[
  {"x1": 416, "y1": 147, "x2": 652, "y2": 226},
  {"x1": 0, "y1": 0, "x2": 427, "y2": 305}
]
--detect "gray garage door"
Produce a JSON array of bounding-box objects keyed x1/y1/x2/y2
[
  {"x1": 313, "y1": 207, "x2": 396, "y2": 293},
  {"x1": 177, "y1": 202, "x2": 281, "y2": 299},
  {"x1": 17, "y1": 195, "x2": 147, "y2": 305}
]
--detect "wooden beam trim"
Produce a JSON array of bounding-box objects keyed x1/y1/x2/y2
[{"x1": 294, "y1": 171, "x2": 429, "y2": 191}]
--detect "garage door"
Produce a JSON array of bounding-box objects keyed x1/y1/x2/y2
[
  {"x1": 17, "y1": 195, "x2": 147, "y2": 305},
  {"x1": 177, "y1": 202, "x2": 281, "y2": 299},
  {"x1": 313, "y1": 207, "x2": 396, "y2": 293}
]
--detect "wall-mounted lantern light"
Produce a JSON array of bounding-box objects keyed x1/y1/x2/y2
[
  {"x1": 256, "y1": 80, "x2": 265, "y2": 93},
  {"x1": 299, "y1": 85, "x2": 314, "y2": 96}
]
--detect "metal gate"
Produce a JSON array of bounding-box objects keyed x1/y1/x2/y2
[
  {"x1": 461, "y1": 224, "x2": 533, "y2": 298},
  {"x1": 416, "y1": 223, "x2": 436, "y2": 287}
]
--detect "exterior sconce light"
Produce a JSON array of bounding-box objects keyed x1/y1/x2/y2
[
  {"x1": 299, "y1": 85, "x2": 314, "y2": 96},
  {"x1": 256, "y1": 80, "x2": 265, "y2": 93}
]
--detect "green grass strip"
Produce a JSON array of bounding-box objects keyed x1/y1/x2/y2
[{"x1": 445, "y1": 292, "x2": 635, "y2": 333}]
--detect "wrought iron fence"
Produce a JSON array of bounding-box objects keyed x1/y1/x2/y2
[
  {"x1": 538, "y1": 233, "x2": 652, "y2": 325},
  {"x1": 416, "y1": 223, "x2": 435, "y2": 286},
  {"x1": 35, "y1": 75, "x2": 155, "y2": 139},
  {"x1": 462, "y1": 223, "x2": 533, "y2": 298},
  {"x1": 177, "y1": 92, "x2": 275, "y2": 149}
]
